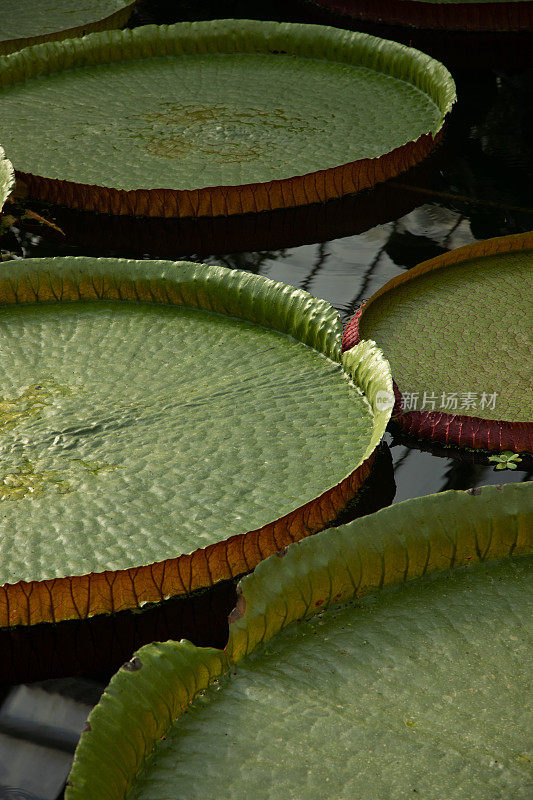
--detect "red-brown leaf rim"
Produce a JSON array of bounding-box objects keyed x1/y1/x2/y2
[
  {"x1": 341, "y1": 232, "x2": 533, "y2": 453},
  {"x1": 0, "y1": 261, "x2": 385, "y2": 628},
  {"x1": 3, "y1": 21, "x2": 454, "y2": 218}
]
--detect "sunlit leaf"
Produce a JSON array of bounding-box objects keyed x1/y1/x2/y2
[
  {"x1": 0, "y1": 257, "x2": 392, "y2": 628},
  {"x1": 66, "y1": 482, "x2": 532, "y2": 800},
  {"x1": 0, "y1": 20, "x2": 455, "y2": 217},
  {"x1": 0, "y1": 144, "x2": 14, "y2": 212}
]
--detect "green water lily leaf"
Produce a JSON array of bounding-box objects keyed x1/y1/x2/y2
[
  {"x1": 0, "y1": 256, "x2": 392, "y2": 628},
  {"x1": 0, "y1": 20, "x2": 455, "y2": 217},
  {"x1": 343, "y1": 232, "x2": 533, "y2": 452},
  {"x1": 0, "y1": 0, "x2": 136, "y2": 55},
  {"x1": 488, "y1": 451, "x2": 523, "y2": 470},
  {"x1": 0, "y1": 144, "x2": 14, "y2": 212},
  {"x1": 65, "y1": 482, "x2": 533, "y2": 800}
]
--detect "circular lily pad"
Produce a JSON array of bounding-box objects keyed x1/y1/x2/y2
[
  {"x1": 0, "y1": 20, "x2": 455, "y2": 218},
  {"x1": 0, "y1": 0, "x2": 136, "y2": 56},
  {"x1": 0, "y1": 257, "x2": 392, "y2": 628},
  {"x1": 342, "y1": 232, "x2": 533, "y2": 452},
  {"x1": 65, "y1": 482, "x2": 533, "y2": 800},
  {"x1": 308, "y1": 0, "x2": 533, "y2": 31},
  {"x1": 0, "y1": 144, "x2": 14, "y2": 212}
]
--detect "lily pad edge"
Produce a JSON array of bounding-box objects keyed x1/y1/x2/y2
[
  {"x1": 341, "y1": 231, "x2": 533, "y2": 453},
  {"x1": 0, "y1": 256, "x2": 392, "y2": 628},
  {"x1": 0, "y1": 19, "x2": 456, "y2": 218},
  {"x1": 64, "y1": 481, "x2": 533, "y2": 800}
]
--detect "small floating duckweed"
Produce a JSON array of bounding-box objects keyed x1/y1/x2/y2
[{"x1": 488, "y1": 451, "x2": 523, "y2": 471}]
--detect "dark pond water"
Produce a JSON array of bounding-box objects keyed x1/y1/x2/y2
[{"x1": 0, "y1": 4, "x2": 531, "y2": 798}]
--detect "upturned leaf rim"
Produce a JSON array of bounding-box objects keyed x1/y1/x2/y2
[
  {"x1": 341, "y1": 232, "x2": 533, "y2": 453},
  {"x1": 64, "y1": 482, "x2": 533, "y2": 799},
  {"x1": 0, "y1": 19, "x2": 455, "y2": 218},
  {"x1": 0, "y1": 256, "x2": 392, "y2": 628}
]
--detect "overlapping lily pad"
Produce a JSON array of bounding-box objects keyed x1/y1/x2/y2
[
  {"x1": 342, "y1": 232, "x2": 533, "y2": 452},
  {"x1": 65, "y1": 482, "x2": 533, "y2": 799},
  {"x1": 0, "y1": 257, "x2": 392, "y2": 628},
  {"x1": 308, "y1": 0, "x2": 533, "y2": 31},
  {"x1": 0, "y1": 0, "x2": 136, "y2": 56},
  {"x1": 0, "y1": 20, "x2": 454, "y2": 218}
]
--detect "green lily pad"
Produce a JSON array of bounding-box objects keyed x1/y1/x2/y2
[
  {"x1": 0, "y1": 0, "x2": 136, "y2": 56},
  {"x1": 0, "y1": 20, "x2": 455, "y2": 217},
  {"x1": 343, "y1": 232, "x2": 533, "y2": 452},
  {"x1": 65, "y1": 482, "x2": 533, "y2": 800},
  {"x1": 0, "y1": 144, "x2": 14, "y2": 211},
  {"x1": 0, "y1": 257, "x2": 392, "y2": 628}
]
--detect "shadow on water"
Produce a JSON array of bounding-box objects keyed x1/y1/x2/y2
[
  {"x1": 8, "y1": 143, "x2": 446, "y2": 261},
  {"x1": 388, "y1": 432, "x2": 532, "y2": 505}
]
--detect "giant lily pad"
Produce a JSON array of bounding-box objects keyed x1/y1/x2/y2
[
  {"x1": 0, "y1": 0, "x2": 136, "y2": 56},
  {"x1": 35, "y1": 157, "x2": 438, "y2": 259},
  {"x1": 0, "y1": 144, "x2": 14, "y2": 212},
  {"x1": 0, "y1": 20, "x2": 455, "y2": 218},
  {"x1": 308, "y1": 0, "x2": 533, "y2": 31},
  {"x1": 342, "y1": 232, "x2": 533, "y2": 452},
  {"x1": 0, "y1": 257, "x2": 392, "y2": 628},
  {"x1": 65, "y1": 482, "x2": 533, "y2": 800}
]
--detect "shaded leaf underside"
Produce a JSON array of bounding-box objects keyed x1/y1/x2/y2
[
  {"x1": 0, "y1": 257, "x2": 391, "y2": 626},
  {"x1": 65, "y1": 483, "x2": 533, "y2": 800}
]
